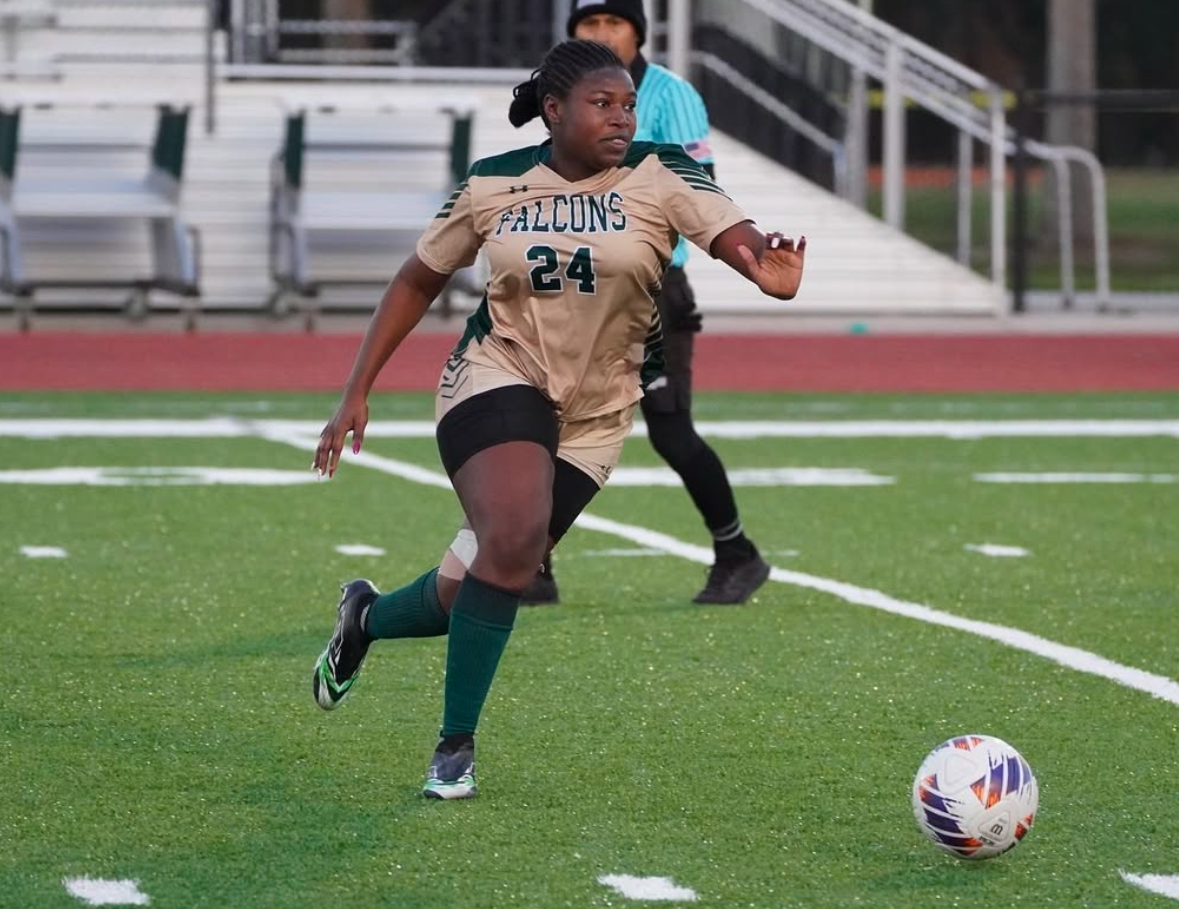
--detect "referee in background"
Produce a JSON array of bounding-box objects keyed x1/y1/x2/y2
[{"x1": 523, "y1": 0, "x2": 771, "y2": 606}]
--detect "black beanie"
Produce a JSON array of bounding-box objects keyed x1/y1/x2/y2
[{"x1": 566, "y1": 0, "x2": 647, "y2": 47}]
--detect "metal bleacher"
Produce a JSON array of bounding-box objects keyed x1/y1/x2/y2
[
  {"x1": 0, "y1": 100, "x2": 202, "y2": 328},
  {"x1": 6, "y1": 0, "x2": 1098, "y2": 328},
  {"x1": 268, "y1": 99, "x2": 475, "y2": 320},
  {"x1": 16, "y1": 0, "x2": 209, "y2": 66},
  {"x1": 0, "y1": 0, "x2": 499, "y2": 327},
  {"x1": 0, "y1": 0, "x2": 213, "y2": 326}
]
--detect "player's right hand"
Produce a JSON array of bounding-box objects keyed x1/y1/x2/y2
[{"x1": 313, "y1": 393, "x2": 369, "y2": 478}]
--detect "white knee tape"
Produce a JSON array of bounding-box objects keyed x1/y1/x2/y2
[
  {"x1": 439, "y1": 528, "x2": 478, "y2": 580},
  {"x1": 451, "y1": 528, "x2": 478, "y2": 568}
]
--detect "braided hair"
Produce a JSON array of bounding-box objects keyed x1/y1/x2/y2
[{"x1": 509, "y1": 39, "x2": 625, "y2": 129}]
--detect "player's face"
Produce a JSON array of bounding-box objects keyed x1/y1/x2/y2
[
  {"x1": 574, "y1": 14, "x2": 640, "y2": 65},
  {"x1": 550, "y1": 68, "x2": 636, "y2": 174}
]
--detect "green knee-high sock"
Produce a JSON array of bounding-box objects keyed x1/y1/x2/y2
[
  {"x1": 441, "y1": 573, "x2": 520, "y2": 736},
  {"x1": 364, "y1": 568, "x2": 450, "y2": 639}
]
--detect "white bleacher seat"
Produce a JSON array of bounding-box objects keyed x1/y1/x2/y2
[
  {"x1": 13, "y1": 179, "x2": 179, "y2": 217},
  {"x1": 0, "y1": 102, "x2": 202, "y2": 329},
  {"x1": 299, "y1": 191, "x2": 448, "y2": 232},
  {"x1": 268, "y1": 100, "x2": 477, "y2": 323}
]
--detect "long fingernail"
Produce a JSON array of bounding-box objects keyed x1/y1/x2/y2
[{"x1": 352, "y1": 442, "x2": 361, "y2": 454}]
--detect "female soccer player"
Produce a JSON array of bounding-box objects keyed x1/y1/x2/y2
[
  {"x1": 524, "y1": 0, "x2": 772, "y2": 606},
  {"x1": 310, "y1": 39, "x2": 806, "y2": 800}
]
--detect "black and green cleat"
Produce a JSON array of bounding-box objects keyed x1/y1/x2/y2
[
  {"x1": 422, "y1": 734, "x2": 477, "y2": 800},
  {"x1": 312, "y1": 579, "x2": 379, "y2": 710}
]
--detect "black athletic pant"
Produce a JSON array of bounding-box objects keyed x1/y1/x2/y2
[{"x1": 640, "y1": 266, "x2": 744, "y2": 544}]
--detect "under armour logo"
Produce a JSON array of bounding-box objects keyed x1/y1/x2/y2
[{"x1": 509, "y1": 184, "x2": 529, "y2": 194}]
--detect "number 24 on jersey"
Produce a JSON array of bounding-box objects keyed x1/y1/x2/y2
[{"x1": 526, "y1": 245, "x2": 596, "y2": 295}]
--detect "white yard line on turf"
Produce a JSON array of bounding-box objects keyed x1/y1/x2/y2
[
  {"x1": 598, "y1": 874, "x2": 699, "y2": 902},
  {"x1": 1120, "y1": 872, "x2": 1179, "y2": 901},
  {"x1": 610, "y1": 466, "x2": 893, "y2": 486},
  {"x1": 0, "y1": 418, "x2": 256, "y2": 438},
  {"x1": 0, "y1": 467, "x2": 319, "y2": 486},
  {"x1": 335, "y1": 544, "x2": 387, "y2": 556},
  {"x1": 964, "y1": 543, "x2": 1030, "y2": 558},
  {"x1": 62, "y1": 877, "x2": 150, "y2": 906},
  {"x1": 579, "y1": 548, "x2": 667, "y2": 558},
  {"x1": 681, "y1": 420, "x2": 1179, "y2": 439},
  {"x1": 976, "y1": 472, "x2": 1178, "y2": 484},
  {"x1": 4, "y1": 418, "x2": 1179, "y2": 439},
  {"x1": 20, "y1": 545, "x2": 68, "y2": 558},
  {"x1": 266, "y1": 431, "x2": 1179, "y2": 710}
]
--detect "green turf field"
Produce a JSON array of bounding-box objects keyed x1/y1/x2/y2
[{"x1": 2, "y1": 392, "x2": 1178, "y2": 908}]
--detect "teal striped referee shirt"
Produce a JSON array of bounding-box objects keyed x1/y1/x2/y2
[{"x1": 631, "y1": 55, "x2": 715, "y2": 268}]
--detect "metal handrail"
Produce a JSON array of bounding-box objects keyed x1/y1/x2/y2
[
  {"x1": 276, "y1": 20, "x2": 417, "y2": 36},
  {"x1": 718, "y1": 0, "x2": 1111, "y2": 307},
  {"x1": 744, "y1": 0, "x2": 993, "y2": 92},
  {"x1": 889, "y1": 75, "x2": 1110, "y2": 306},
  {"x1": 691, "y1": 50, "x2": 847, "y2": 195}
]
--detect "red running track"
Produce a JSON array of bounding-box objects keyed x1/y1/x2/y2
[{"x1": 1, "y1": 333, "x2": 1178, "y2": 392}]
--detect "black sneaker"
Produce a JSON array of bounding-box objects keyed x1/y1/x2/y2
[
  {"x1": 693, "y1": 551, "x2": 771, "y2": 604},
  {"x1": 422, "y1": 734, "x2": 477, "y2": 800},
  {"x1": 311, "y1": 579, "x2": 379, "y2": 710},
  {"x1": 520, "y1": 556, "x2": 559, "y2": 606}
]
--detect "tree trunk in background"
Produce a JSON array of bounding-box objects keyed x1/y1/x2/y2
[
  {"x1": 322, "y1": 0, "x2": 372, "y2": 53},
  {"x1": 1042, "y1": 0, "x2": 1097, "y2": 248}
]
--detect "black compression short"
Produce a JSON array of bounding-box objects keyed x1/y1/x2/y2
[{"x1": 435, "y1": 383, "x2": 559, "y2": 479}]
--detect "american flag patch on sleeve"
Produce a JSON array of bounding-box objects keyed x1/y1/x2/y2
[{"x1": 683, "y1": 139, "x2": 713, "y2": 162}]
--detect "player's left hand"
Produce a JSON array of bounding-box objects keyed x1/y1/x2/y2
[{"x1": 738, "y1": 233, "x2": 806, "y2": 300}]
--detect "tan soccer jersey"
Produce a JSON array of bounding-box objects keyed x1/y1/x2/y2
[{"x1": 416, "y1": 141, "x2": 751, "y2": 421}]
